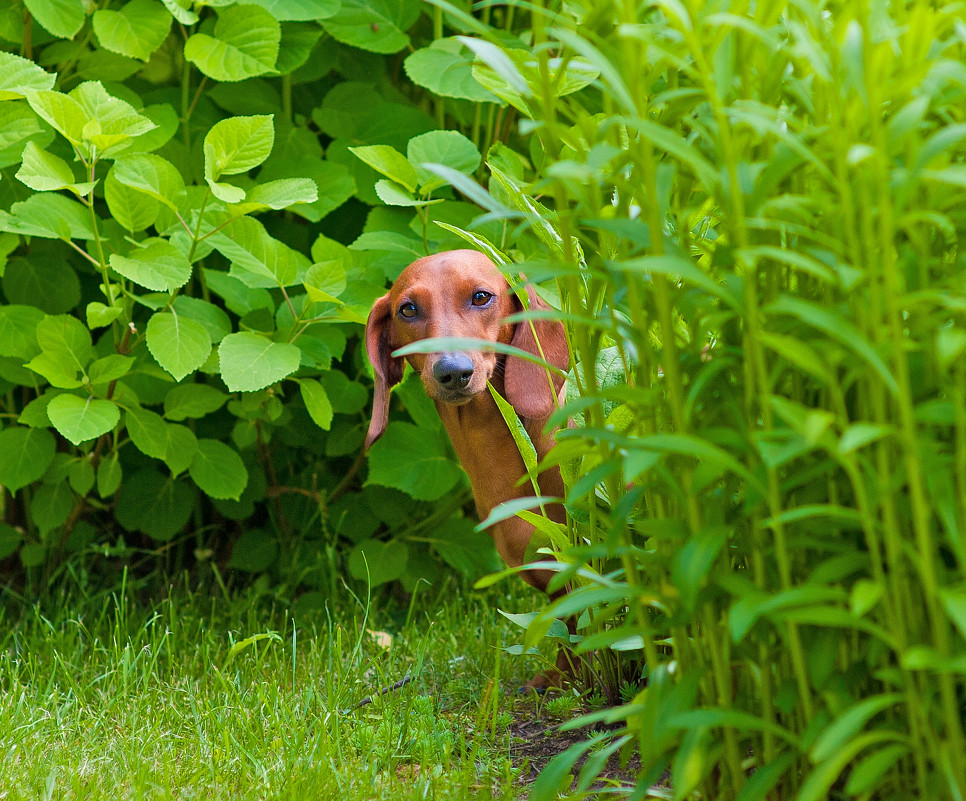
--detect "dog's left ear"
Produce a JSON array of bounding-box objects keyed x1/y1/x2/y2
[{"x1": 505, "y1": 285, "x2": 569, "y2": 419}]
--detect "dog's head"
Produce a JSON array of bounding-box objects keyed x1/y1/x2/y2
[{"x1": 365, "y1": 250, "x2": 568, "y2": 448}]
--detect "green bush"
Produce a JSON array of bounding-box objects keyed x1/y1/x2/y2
[{"x1": 0, "y1": 0, "x2": 509, "y2": 596}]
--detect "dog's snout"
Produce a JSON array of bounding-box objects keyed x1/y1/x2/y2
[{"x1": 433, "y1": 353, "x2": 474, "y2": 389}]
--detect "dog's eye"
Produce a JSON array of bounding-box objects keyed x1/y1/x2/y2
[
  {"x1": 471, "y1": 291, "x2": 493, "y2": 307},
  {"x1": 398, "y1": 302, "x2": 418, "y2": 319}
]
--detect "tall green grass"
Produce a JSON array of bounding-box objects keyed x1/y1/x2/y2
[{"x1": 438, "y1": 0, "x2": 966, "y2": 798}]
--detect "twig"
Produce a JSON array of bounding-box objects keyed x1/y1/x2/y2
[{"x1": 344, "y1": 672, "x2": 413, "y2": 713}]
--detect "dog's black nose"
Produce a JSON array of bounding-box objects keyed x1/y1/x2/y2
[{"x1": 433, "y1": 353, "x2": 474, "y2": 389}]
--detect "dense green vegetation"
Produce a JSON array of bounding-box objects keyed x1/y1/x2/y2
[{"x1": 1, "y1": 0, "x2": 965, "y2": 798}]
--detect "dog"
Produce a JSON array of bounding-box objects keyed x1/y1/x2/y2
[{"x1": 365, "y1": 250, "x2": 573, "y2": 682}]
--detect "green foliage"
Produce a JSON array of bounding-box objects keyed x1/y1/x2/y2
[{"x1": 0, "y1": 0, "x2": 496, "y2": 599}]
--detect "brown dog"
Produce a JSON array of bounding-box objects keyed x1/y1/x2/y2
[{"x1": 365, "y1": 250, "x2": 569, "y2": 595}]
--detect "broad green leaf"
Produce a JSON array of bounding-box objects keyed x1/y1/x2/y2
[
  {"x1": 93, "y1": 0, "x2": 172, "y2": 61},
  {"x1": 348, "y1": 539, "x2": 409, "y2": 586},
  {"x1": 71, "y1": 81, "x2": 157, "y2": 157},
  {"x1": 298, "y1": 379, "x2": 333, "y2": 430},
  {"x1": 0, "y1": 305, "x2": 44, "y2": 359},
  {"x1": 226, "y1": 178, "x2": 318, "y2": 214},
  {"x1": 36, "y1": 314, "x2": 91, "y2": 371},
  {"x1": 24, "y1": 89, "x2": 88, "y2": 147},
  {"x1": 104, "y1": 167, "x2": 160, "y2": 231},
  {"x1": 163, "y1": 383, "x2": 228, "y2": 421},
  {"x1": 0, "y1": 51, "x2": 56, "y2": 100},
  {"x1": 375, "y1": 179, "x2": 440, "y2": 207},
  {"x1": 160, "y1": 0, "x2": 197, "y2": 25},
  {"x1": 115, "y1": 469, "x2": 193, "y2": 540},
  {"x1": 0, "y1": 193, "x2": 95, "y2": 241},
  {"x1": 184, "y1": 5, "x2": 280, "y2": 82},
  {"x1": 207, "y1": 216, "x2": 302, "y2": 287},
  {"x1": 303, "y1": 260, "x2": 346, "y2": 304},
  {"x1": 407, "y1": 130, "x2": 481, "y2": 189},
  {"x1": 348, "y1": 144, "x2": 418, "y2": 192},
  {"x1": 247, "y1": 0, "x2": 339, "y2": 20},
  {"x1": 88, "y1": 354, "x2": 134, "y2": 385},
  {"x1": 47, "y1": 394, "x2": 121, "y2": 445},
  {"x1": 111, "y1": 153, "x2": 187, "y2": 212},
  {"x1": 145, "y1": 311, "x2": 212, "y2": 382},
  {"x1": 367, "y1": 422, "x2": 462, "y2": 501},
  {"x1": 189, "y1": 439, "x2": 248, "y2": 500},
  {"x1": 0, "y1": 427, "x2": 55, "y2": 493},
  {"x1": 204, "y1": 114, "x2": 275, "y2": 182},
  {"x1": 97, "y1": 454, "x2": 122, "y2": 497},
  {"x1": 404, "y1": 38, "x2": 499, "y2": 103},
  {"x1": 218, "y1": 332, "x2": 301, "y2": 392},
  {"x1": 31, "y1": 481, "x2": 73, "y2": 535},
  {"x1": 171, "y1": 297, "x2": 231, "y2": 344},
  {"x1": 163, "y1": 423, "x2": 198, "y2": 476},
  {"x1": 0, "y1": 103, "x2": 49, "y2": 168},
  {"x1": 25, "y1": 0, "x2": 85, "y2": 39},
  {"x1": 110, "y1": 238, "x2": 191, "y2": 291},
  {"x1": 16, "y1": 142, "x2": 95, "y2": 196},
  {"x1": 322, "y1": 0, "x2": 421, "y2": 54},
  {"x1": 125, "y1": 406, "x2": 168, "y2": 460},
  {"x1": 86, "y1": 302, "x2": 123, "y2": 329}
]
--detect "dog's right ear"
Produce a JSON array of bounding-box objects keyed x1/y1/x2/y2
[{"x1": 365, "y1": 293, "x2": 404, "y2": 449}]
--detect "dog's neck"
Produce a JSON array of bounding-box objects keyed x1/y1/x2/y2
[{"x1": 434, "y1": 386, "x2": 565, "y2": 586}]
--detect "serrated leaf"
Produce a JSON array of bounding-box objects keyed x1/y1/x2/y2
[
  {"x1": 86, "y1": 302, "x2": 123, "y2": 329},
  {"x1": 93, "y1": 0, "x2": 172, "y2": 61},
  {"x1": 367, "y1": 421, "x2": 462, "y2": 501},
  {"x1": 116, "y1": 469, "x2": 193, "y2": 540},
  {"x1": 126, "y1": 406, "x2": 168, "y2": 460},
  {"x1": 247, "y1": 0, "x2": 339, "y2": 21},
  {"x1": 47, "y1": 394, "x2": 120, "y2": 445},
  {"x1": 408, "y1": 130, "x2": 481, "y2": 189},
  {"x1": 404, "y1": 39, "x2": 499, "y2": 103},
  {"x1": 348, "y1": 144, "x2": 418, "y2": 192},
  {"x1": 227, "y1": 178, "x2": 318, "y2": 214},
  {"x1": 189, "y1": 439, "x2": 248, "y2": 500},
  {"x1": 303, "y1": 260, "x2": 346, "y2": 304},
  {"x1": 218, "y1": 332, "x2": 301, "y2": 392},
  {"x1": 0, "y1": 52, "x2": 57, "y2": 100},
  {"x1": 163, "y1": 383, "x2": 228, "y2": 421},
  {"x1": 298, "y1": 379, "x2": 333, "y2": 430},
  {"x1": 207, "y1": 216, "x2": 301, "y2": 287},
  {"x1": 97, "y1": 454, "x2": 123, "y2": 497},
  {"x1": 0, "y1": 305, "x2": 44, "y2": 359},
  {"x1": 104, "y1": 166, "x2": 160, "y2": 231},
  {"x1": 111, "y1": 153, "x2": 187, "y2": 212},
  {"x1": 374, "y1": 179, "x2": 439, "y2": 207},
  {"x1": 88, "y1": 354, "x2": 134, "y2": 385},
  {"x1": 110, "y1": 238, "x2": 191, "y2": 291},
  {"x1": 0, "y1": 193, "x2": 95, "y2": 241},
  {"x1": 25, "y1": 0, "x2": 85, "y2": 39},
  {"x1": 184, "y1": 4, "x2": 280, "y2": 82},
  {"x1": 322, "y1": 0, "x2": 421, "y2": 54},
  {"x1": 0, "y1": 427, "x2": 56, "y2": 493},
  {"x1": 16, "y1": 141, "x2": 93, "y2": 196},
  {"x1": 162, "y1": 423, "x2": 198, "y2": 476},
  {"x1": 204, "y1": 114, "x2": 275, "y2": 182},
  {"x1": 146, "y1": 311, "x2": 212, "y2": 382}
]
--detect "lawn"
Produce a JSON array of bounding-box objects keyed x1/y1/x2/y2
[{"x1": 0, "y1": 579, "x2": 626, "y2": 800}]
